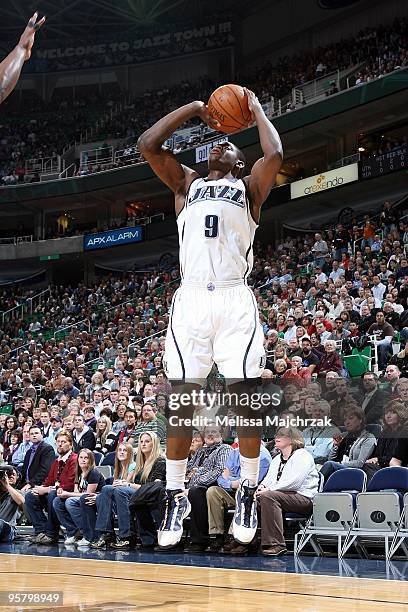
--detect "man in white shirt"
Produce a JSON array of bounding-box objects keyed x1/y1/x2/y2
[
  {"x1": 327, "y1": 294, "x2": 344, "y2": 322},
  {"x1": 371, "y1": 275, "x2": 387, "y2": 302},
  {"x1": 283, "y1": 316, "x2": 297, "y2": 344},
  {"x1": 312, "y1": 233, "x2": 329, "y2": 267}
]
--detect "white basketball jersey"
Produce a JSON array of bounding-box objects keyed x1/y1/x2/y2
[{"x1": 177, "y1": 175, "x2": 258, "y2": 283}]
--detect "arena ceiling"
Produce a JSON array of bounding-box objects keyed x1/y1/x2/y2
[{"x1": 0, "y1": 0, "x2": 257, "y2": 42}]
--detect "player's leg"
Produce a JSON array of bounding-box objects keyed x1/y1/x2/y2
[
  {"x1": 228, "y1": 379, "x2": 262, "y2": 544},
  {"x1": 214, "y1": 285, "x2": 266, "y2": 544},
  {"x1": 159, "y1": 287, "x2": 213, "y2": 548}
]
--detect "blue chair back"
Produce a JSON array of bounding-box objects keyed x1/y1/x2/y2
[
  {"x1": 93, "y1": 450, "x2": 103, "y2": 465},
  {"x1": 101, "y1": 451, "x2": 116, "y2": 467},
  {"x1": 367, "y1": 467, "x2": 408, "y2": 493},
  {"x1": 324, "y1": 468, "x2": 366, "y2": 493}
]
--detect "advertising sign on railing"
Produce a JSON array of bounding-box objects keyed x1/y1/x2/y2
[
  {"x1": 84, "y1": 226, "x2": 142, "y2": 251},
  {"x1": 290, "y1": 163, "x2": 358, "y2": 199}
]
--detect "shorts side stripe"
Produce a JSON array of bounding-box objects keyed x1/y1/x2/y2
[
  {"x1": 242, "y1": 287, "x2": 258, "y2": 379},
  {"x1": 169, "y1": 289, "x2": 185, "y2": 381}
]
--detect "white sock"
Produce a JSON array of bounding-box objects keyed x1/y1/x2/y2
[
  {"x1": 166, "y1": 458, "x2": 188, "y2": 490},
  {"x1": 239, "y1": 455, "x2": 260, "y2": 487}
]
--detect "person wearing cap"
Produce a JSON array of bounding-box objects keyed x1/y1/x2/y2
[{"x1": 47, "y1": 417, "x2": 63, "y2": 454}]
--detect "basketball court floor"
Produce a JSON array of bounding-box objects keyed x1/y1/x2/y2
[{"x1": 0, "y1": 542, "x2": 407, "y2": 611}]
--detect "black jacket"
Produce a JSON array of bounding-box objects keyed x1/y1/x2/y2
[
  {"x1": 72, "y1": 428, "x2": 96, "y2": 454},
  {"x1": 21, "y1": 441, "x2": 55, "y2": 487}
]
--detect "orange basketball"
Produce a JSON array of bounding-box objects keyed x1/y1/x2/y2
[{"x1": 208, "y1": 84, "x2": 252, "y2": 134}]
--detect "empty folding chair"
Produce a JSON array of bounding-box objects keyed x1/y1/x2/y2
[
  {"x1": 341, "y1": 466, "x2": 408, "y2": 558},
  {"x1": 295, "y1": 468, "x2": 366, "y2": 557},
  {"x1": 95, "y1": 465, "x2": 113, "y2": 479},
  {"x1": 389, "y1": 492, "x2": 408, "y2": 559}
]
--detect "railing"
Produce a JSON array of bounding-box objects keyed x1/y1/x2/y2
[
  {"x1": 80, "y1": 145, "x2": 114, "y2": 170},
  {"x1": 0, "y1": 235, "x2": 33, "y2": 245},
  {"x1": 1, "y1": 304, "x2": 25, "y2": 324},
  {"x1": 127, "y1": 328, "x2": 167, "y2": 356},
  {"x1": 292, "y1": 69, "x2": 340, "y2": 106},
  {"x1": 59, "y1": 163, "x2": 76, "y2": 179},
  {"x1": 26, "y1": 287, "x2": 51, "y2": 315},
  {"x1": 330, "y1": 152, "x2": 361, "y2": 170},
  {"x1": 53, "y1": 318, "x2": 91, "y2": 338},
  {"x1": 25, "y1": 155, "x2": 61, "y2": 175}
]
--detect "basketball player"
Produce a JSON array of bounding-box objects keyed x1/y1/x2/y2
[
  {"x1": 0, "y1": 12, "x2": 45, "y2": 105},
  {"x1": 138, "y1": 88, "x2": 282, "y2": 548}
]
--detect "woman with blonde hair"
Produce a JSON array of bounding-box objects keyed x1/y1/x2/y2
[
  {"x1": 94, "y1": 416, "x2": 116, "y2": 456},
  {"x1": 90, "y1": 443, "x2": 137, "y2": 550},
  {"x1": 232, "y1": 427, "x2": 319, "y2": 556},
  {"x1": 85, "y1": 372, "x2": 104, "y2": 402},
  {"x1": 131, "y1": 432, "x2": 166, "y2": 549}
]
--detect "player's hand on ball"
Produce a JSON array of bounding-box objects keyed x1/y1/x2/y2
[
  {"x1": 243, "y1": 88, "x2": 262, "y2": 123},
  {"x1": 195, "y1": 101, "x2": 221, "y2": 129},
  {"x1": 18, "y1": 12, "x2": 46, "y2": 61}
]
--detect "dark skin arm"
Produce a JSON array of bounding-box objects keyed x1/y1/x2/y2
[
  {"x1": 0, "y1": 12, "x2": 46, "y2": 104},
  {"x1": 137, "y1": 101, "x2": 219, "y2": 215},
  {"x1": 243, "y1": 88, "x2": 283, "y2": 222}
]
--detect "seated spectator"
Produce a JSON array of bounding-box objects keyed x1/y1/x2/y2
[
  {"x1": 357, "y1": 372, "x2": 390, "y2": 424},
  {"x1": 110, "y1": 404, "x2": 125, "y2": 434},
  {"x1": 53, "y1": 448, "x2": 105, "y2": 546},
  {"x1": 130, "y1": 432, "x2": 166, "y2": 549},
  {"x1": 25, "y1": 431, "x2": 77, "y2": 544},
  {"x1": 316, "y1": 340, "x2": 344, "y2": 377},
  {"x1": 83, "y1": 405, "x2": 97, "y2": 432},
  {"x1": 188, "y1": 431, "x2": 204, "y2": 460},
  {"x1": 113, "y1": 409, "x2": 137, "y2": 448},
  {"x1": 367, "y1": 311, "x2": 395, "y2": 371},
  {"x1": 320, "y1": 407, "x2": 376, "y2": 480},
  {"x1": 90, "y1": 442, "x2": 136, "y2": 549},
  {"x1": 383, "y1": 364, "x2": 401, "y2": 397},
  {"x1": 20, "y1": 426, "x2": 55, "y2": 492},
  {"x1": 206, "y1": 443, "x2": 272, "y2": 553},
  {"x1": 11, "y1": 424, "x2": 32, "y2": 469},
  {"x1": 363, "y1": 400, "x2": 408, "y2": 480},
  {"x1": 95, "y1": 416, "x2": 116, "y2": 456},
  {"x1": 72, "y1": 414, "x2": 96, "y2": 453},
  {"x1": 302, "y1": 401, "x2": 334, "y2": 464},
  {"x1": 389, "y1": 340, "x2": 408, "y2": 378},
  {"x1": 133, "y1": 403, "x2": 166, "y2": 448},
  {"x1": 297, "y1": 336, "x2": 320, "y2": 374},
  {"x1": 254, "y1": 427, "x2": 319, "y2": 556},
  {"x1": 282, "y1": 355, "x2": 311, "y2": 388},
  {"x1": 185, "y1": 425, "x2": 232, "y2": 553},
  {"x1": 3, "y1": 416, "x2": 18, "y2": 450},
  {"x1": 4, "y1": 431, "x2": 21, "y2": 464},
  {"x1": 0, "y1": 466, "x2": 25, "y2": 542}
]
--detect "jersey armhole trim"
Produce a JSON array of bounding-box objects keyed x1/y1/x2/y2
[
  {"x1": 176, "y1": 175, "x2": 201, "y2": 220},
  {"x1": 243, "y1": 178, "x2": 260, "y2": 226}
]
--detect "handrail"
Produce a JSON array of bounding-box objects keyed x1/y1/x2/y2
[
  {"x1": 127, "y1": 328, "x2": 166, "y2": 354},
  {"x1": 59, "y1": 163, "x2": 76, "y2": 179},
  {"x1": 0, "y1": 235, "x2": 33, "y2": 245},
  {"x1": 53, "y1": 318, "x2": 91, "y2": 338}
]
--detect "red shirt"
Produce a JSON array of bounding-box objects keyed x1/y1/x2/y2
[{"x1": 43, "y1": 452, "x2": 77, "y2": 491}]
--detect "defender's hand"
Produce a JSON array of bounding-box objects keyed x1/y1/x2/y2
[{"x1": 18, "y1": 12, "x2": 46, "y2": 61}]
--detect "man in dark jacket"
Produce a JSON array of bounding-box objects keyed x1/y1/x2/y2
[
  {"x1": 20, "y1": 426, "x2": 55, "y2": 492},
  {"x1": 357, "y1": 372, "x2": 390, "y2": 424},
  {"x1": 72, "y1": 414, "x2": 96, "y2": 453},
  {"x1": 25, "y1": 431, "x2": 77, "y2": 544}
]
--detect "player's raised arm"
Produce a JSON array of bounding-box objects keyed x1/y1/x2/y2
[
  {"x1": 243, "y1": 88, "x2": 283, "y2": 221},
  {"x1": 0, "y1": 12, "x2": 45, "y2": 104},
  {"x1": 138, "y1": 102, "x2": 219, "y2": 199}
]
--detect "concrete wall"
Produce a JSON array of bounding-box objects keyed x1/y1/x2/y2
[{"x1": 0, "y1": 236, "x2": 83, "y2": 261}]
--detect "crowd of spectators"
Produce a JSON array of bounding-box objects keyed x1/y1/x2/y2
[
  {"x1": 0, "y1": 19, "x2": 406, "y2": 184},
  {"x1": 0, "y1": 197, "x2": 406, "y2": 552}
]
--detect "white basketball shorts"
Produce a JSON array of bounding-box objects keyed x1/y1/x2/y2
[{"x1": 164, "y1": 280, "x2": 266, "y2": 382}]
